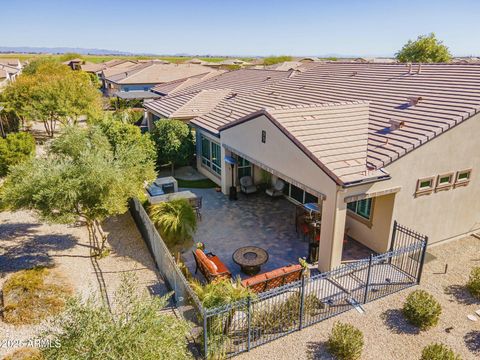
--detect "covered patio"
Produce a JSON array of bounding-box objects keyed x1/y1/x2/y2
[{"x1": 183, "y1": 188, "x2": 375, "y2": 280}]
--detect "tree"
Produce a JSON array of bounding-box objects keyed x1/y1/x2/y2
[
  {"x1": 0, "y1": 59, "x2": 102, "y2": 137},
  {"x1": 41, "y1": 274, "x2": 192, "y2": 360},
  {"x1": 149, "y1": 199, "x2": 197, "y2": 247},
  {"x1": 0, "y1": 132, "x2": 36, "y2": 177},
  {"x1": 151, "y1": 119, "x2": 194, "y2": 174},
  {"x1": 262, "y1": 55, "x2": 293, "y2": 66},
  {"x1": 2, "y1": 125, "x2": 155, "y2": 255},
  {"x1": 396, "y1": 33, "x2": 452, "y2": 63}
]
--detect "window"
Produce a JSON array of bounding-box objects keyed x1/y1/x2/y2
[
  {"x1": 455, "y1": 169, "x2": 472, "y2": 186},
  {"x1": 282, "y1": 180, "x2": 318, "y2": 204},
  {"x1": 436, "y1": 172, "x2": 454, "y2": 191},
  {"x1": 416, "y1": 176, "x2": 435, "y2": 195},
  {"x1": 347, "y1": 198, "x2": 373, "y2": 220},
  {"x1": 237, "y1": 156, "x2": 252, "y2": 179},
  {"x1": 200, "y1": 135, "x2": 221, "y2": 176}
]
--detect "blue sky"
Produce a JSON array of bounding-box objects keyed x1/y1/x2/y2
[{"x1": 1, "y1": 0, "x2": 480, "y2": 56}]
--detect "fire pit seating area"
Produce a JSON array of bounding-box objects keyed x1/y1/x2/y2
[{"x1": 193, "y1": 248, "x2": 304, "y2": 293}]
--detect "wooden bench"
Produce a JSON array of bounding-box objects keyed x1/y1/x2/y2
[
  {"x1": 240, "y1": 264, "x2": 303, "y2": 293},
  {"x1": 193, "y1": 249, "x2": 231, "y2": 282}
]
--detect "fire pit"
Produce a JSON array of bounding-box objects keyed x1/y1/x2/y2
[{"x1": 232, "y1": 246, "x2": 269, "y2": 275}]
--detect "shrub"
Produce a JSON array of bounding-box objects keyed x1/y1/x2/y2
[
  {"x1": 150, "y1": 119, "x2": 194, "y2": 172},
  {"x1": 466, "y1": 267, "x2": 480, "y2": 299},
  {"x1": 421, "y1": 343, "x2": 462, "y2": 360},
  {"x1": 251, "y1": 292, "x2": 323, "y2": 333},
  {"x1": 403, "y1": 290, "x2": 442, "y2": 330},
  {"x1": 0, "y1": 132, "x2": 35, "y2": 177},
  {"x1": 2, "y1": 266, "x2": 72, "y2": 325},
  {"x1": 149, "y1": 199, "x2": 197, "y2": 248},
  {"x1": 326, "y1": 322, "x2": 364, "y2": 360},
  {"x1": 41, "y1": 274, "x2": 192, "y2": 360}
]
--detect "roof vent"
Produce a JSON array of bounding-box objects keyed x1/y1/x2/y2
[
  {"x1": 351, "y1": 71, "x2": 358, "y2": 77},
  {"x1": 389, "y1": 119, "x2": 405, "y2": 130},
  {"x1": 226, "y1": 93, "x2": 237, "y2": 100},
  {"x1": 264, "y1": 76, "x2": 272, "y2": 81},
  {"x1": 407, "y1": 96, "x2": 423, "y2": 106}
]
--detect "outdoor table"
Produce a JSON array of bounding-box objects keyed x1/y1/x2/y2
[{"x1": 232, "y1": 246, "x2": 269, "y2": 275}]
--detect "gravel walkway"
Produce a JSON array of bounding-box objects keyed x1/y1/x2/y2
[
  {"x1": 236, "y1": 235, "x2": 480, "y2": 360},
  {"x1": 0, "y1": 210, "x2": 168, "y2": 358}
]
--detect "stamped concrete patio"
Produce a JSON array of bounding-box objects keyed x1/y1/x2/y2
[{"x1": 182, "y1": 188, "x2": 374, "y2": 279}]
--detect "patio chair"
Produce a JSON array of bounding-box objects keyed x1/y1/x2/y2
[
  {"x1": 191, "y1": 196, "x2": 202, "y2": 220},
  {"x1": 240, "y1": 176, "x2": 257, "y2": 194},
  {"x1": 265, "y1": 179, "x2": 285, "y2": 198}
]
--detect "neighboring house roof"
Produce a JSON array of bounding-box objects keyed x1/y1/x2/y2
[
  {"x1": 151, "y1": 71, "x2": 225, "y2": 95},
  {"x1": 221, "y1": 101, "x2": 385, "y2": 184},
  {"x1": 145, "y1": 69, "x2": 294, "y2": 117},
  {"x1": 113, "y1": 90, "x2": 162, "y2": 100},
  {"x1": 105, "y1": 63, "x2": 219, "y2": 85},
  {"x1": 189, "y1": 62, "x2": 480, "y2": 183},
  {"x1": 81, "y1": 59, "x2": 139, "y2": 74},
  {"x1": 0, "y1": 58, "x2": 22, "y2": 68},
  {"x1": 264, "y1": 61, "x2": 308, "y2": 71}
]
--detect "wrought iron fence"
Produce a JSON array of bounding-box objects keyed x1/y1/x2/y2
[
  {"x1": 203, "y1": 222, "x2": 428, "y2": 358},
  {"x1": 128, "y1": 200, "x2": 427, "y2": 359}
]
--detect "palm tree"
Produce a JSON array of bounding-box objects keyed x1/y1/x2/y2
[{"x1": 149, "y1": 199, "x2": 197, "y2": 246}]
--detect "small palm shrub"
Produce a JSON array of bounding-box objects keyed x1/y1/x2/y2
[
  {"x1": 326, "y1": 322, "x2": 364, "y2": 360},
  {"x1": 421, "y1": 343, "x2": 462, "y2": 360},
  {"x1": 466, "y1": 267, "x2": 480, "y2": 299},
  {"x1": 149, "y1": 198, "x2": 197, "y2": 247},
  {"x1": 403, "y1": 290, "x2": 442, "y2": 330}
]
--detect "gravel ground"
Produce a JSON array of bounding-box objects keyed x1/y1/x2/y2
[
  {"x1": 236, "y1": 235, "x2": 480, "y2": 360},
  {"x1": 0, "y1": 210, "x2": 167, "y2": 358}
]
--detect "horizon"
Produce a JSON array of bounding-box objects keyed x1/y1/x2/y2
[{"x1": 2, "y1": 0, "x2": 480, "y2": 57}]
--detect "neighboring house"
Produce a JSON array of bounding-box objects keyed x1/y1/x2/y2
[
  {"x1": 144, "y1": 68, "x2": 293, "y2": 125},
  {"x1": 145, "y1": 62, "x2": 480, "y2": 272},
  {"x1": 0, "y1": 58, "x2": 23, "y2": 89},
  {"x1": 62, "y1": 58, "x2": 84, "y2": 70},
  {"x1": 102, "y1": 62, "x2": 221, "y2": 97}
]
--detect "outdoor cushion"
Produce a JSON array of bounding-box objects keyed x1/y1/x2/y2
[
  {"x1": 195, "y1": 249, "x2": 209, "y2": 264},
  {"x1": 241, "y1": 273, "x2": 268, "y2": 287},
  {"x1": 208, "y1": 255, "x2": 229, "y2": 274}
]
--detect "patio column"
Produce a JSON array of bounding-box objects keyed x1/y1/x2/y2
[
  {"x1": 221, "y1": 147, "x2": 231, "y2": 194},
  {"x1": 318, "y1": 188, "x2": 347, "y2": 272}
]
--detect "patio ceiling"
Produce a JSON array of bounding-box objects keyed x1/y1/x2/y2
[{"x1": 223, "y1": 143, "x2": 326, "y2": 201}]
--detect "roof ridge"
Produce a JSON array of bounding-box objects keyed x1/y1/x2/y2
[{"x1": 264, "y1": 100, "x2": 369, "y2": 112}]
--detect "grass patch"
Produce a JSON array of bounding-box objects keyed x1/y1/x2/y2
[
  {"x1": 2, "y1": 266, "x2": 73, "y2": 325},
  {"x1": 176, "y1": 178, "x2": 217, "y2": 189}
]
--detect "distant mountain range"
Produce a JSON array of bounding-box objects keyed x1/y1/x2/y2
[{"x1": 0, "y1": 46, "x2": 141, "y2": 55}]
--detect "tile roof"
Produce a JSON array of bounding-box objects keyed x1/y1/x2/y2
[
  {"x1": 170, "y1": 89, "x2": 234, "y2": 119},
  {"x1": 150, "y1": 71, "x2": 225, "y2": 95},
  {"x1": 188, "y1": 62, "x2": 480, "y2": 183},
  {"x1": 146, "y1": 69, "x2": 293, "y2": 116},
  {"x1": 105, "y1": 63, "x2": 219, "y2": 85},
  {"x1": 222, "y1": 102, "x2": 379, "y2": 183}
]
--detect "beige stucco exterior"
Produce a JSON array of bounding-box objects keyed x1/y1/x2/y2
[{"x1": 345, "y1": 113, "x2": 480, "y2": 247}]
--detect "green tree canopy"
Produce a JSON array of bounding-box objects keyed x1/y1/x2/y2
[
  {"x1": 0, "y1": 59, "x2": 102, "y2": 136},
  {"x1": 396, "y1": 33, "x2": 452, "y2": 63},
  {"x1": 0, "y1": 132, "x2": 36, "y2": 177},
  {"x1": 151, "y1": 119, "x2": 194, "y2": 174},
  {"x1": 2, "y1": 124, "x2": 155, "y2": 254},
  {"x1": 262, "y1": 55, "x2": 293, "y2": 66},
  {"x1": 42, "y1": 274, "x2": 192, "y2": 360}
]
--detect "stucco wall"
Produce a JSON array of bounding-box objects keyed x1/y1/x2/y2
[
  {"x1": 345, "y1": 193, "x2": 395, "y2": 253},
  {"x1": 195, "y1": 129, "x2": 222, "y2": 186},
  {"x1": 345, "y1": 114, "x2": 480, "y2": 245}
]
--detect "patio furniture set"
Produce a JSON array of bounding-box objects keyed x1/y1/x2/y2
[
  {"x1": 240, "y1": 176, "x2": 286, "y2": 198},
  {"x1": 192, "y1": 247, "x2": 304, "y2": 293}
]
